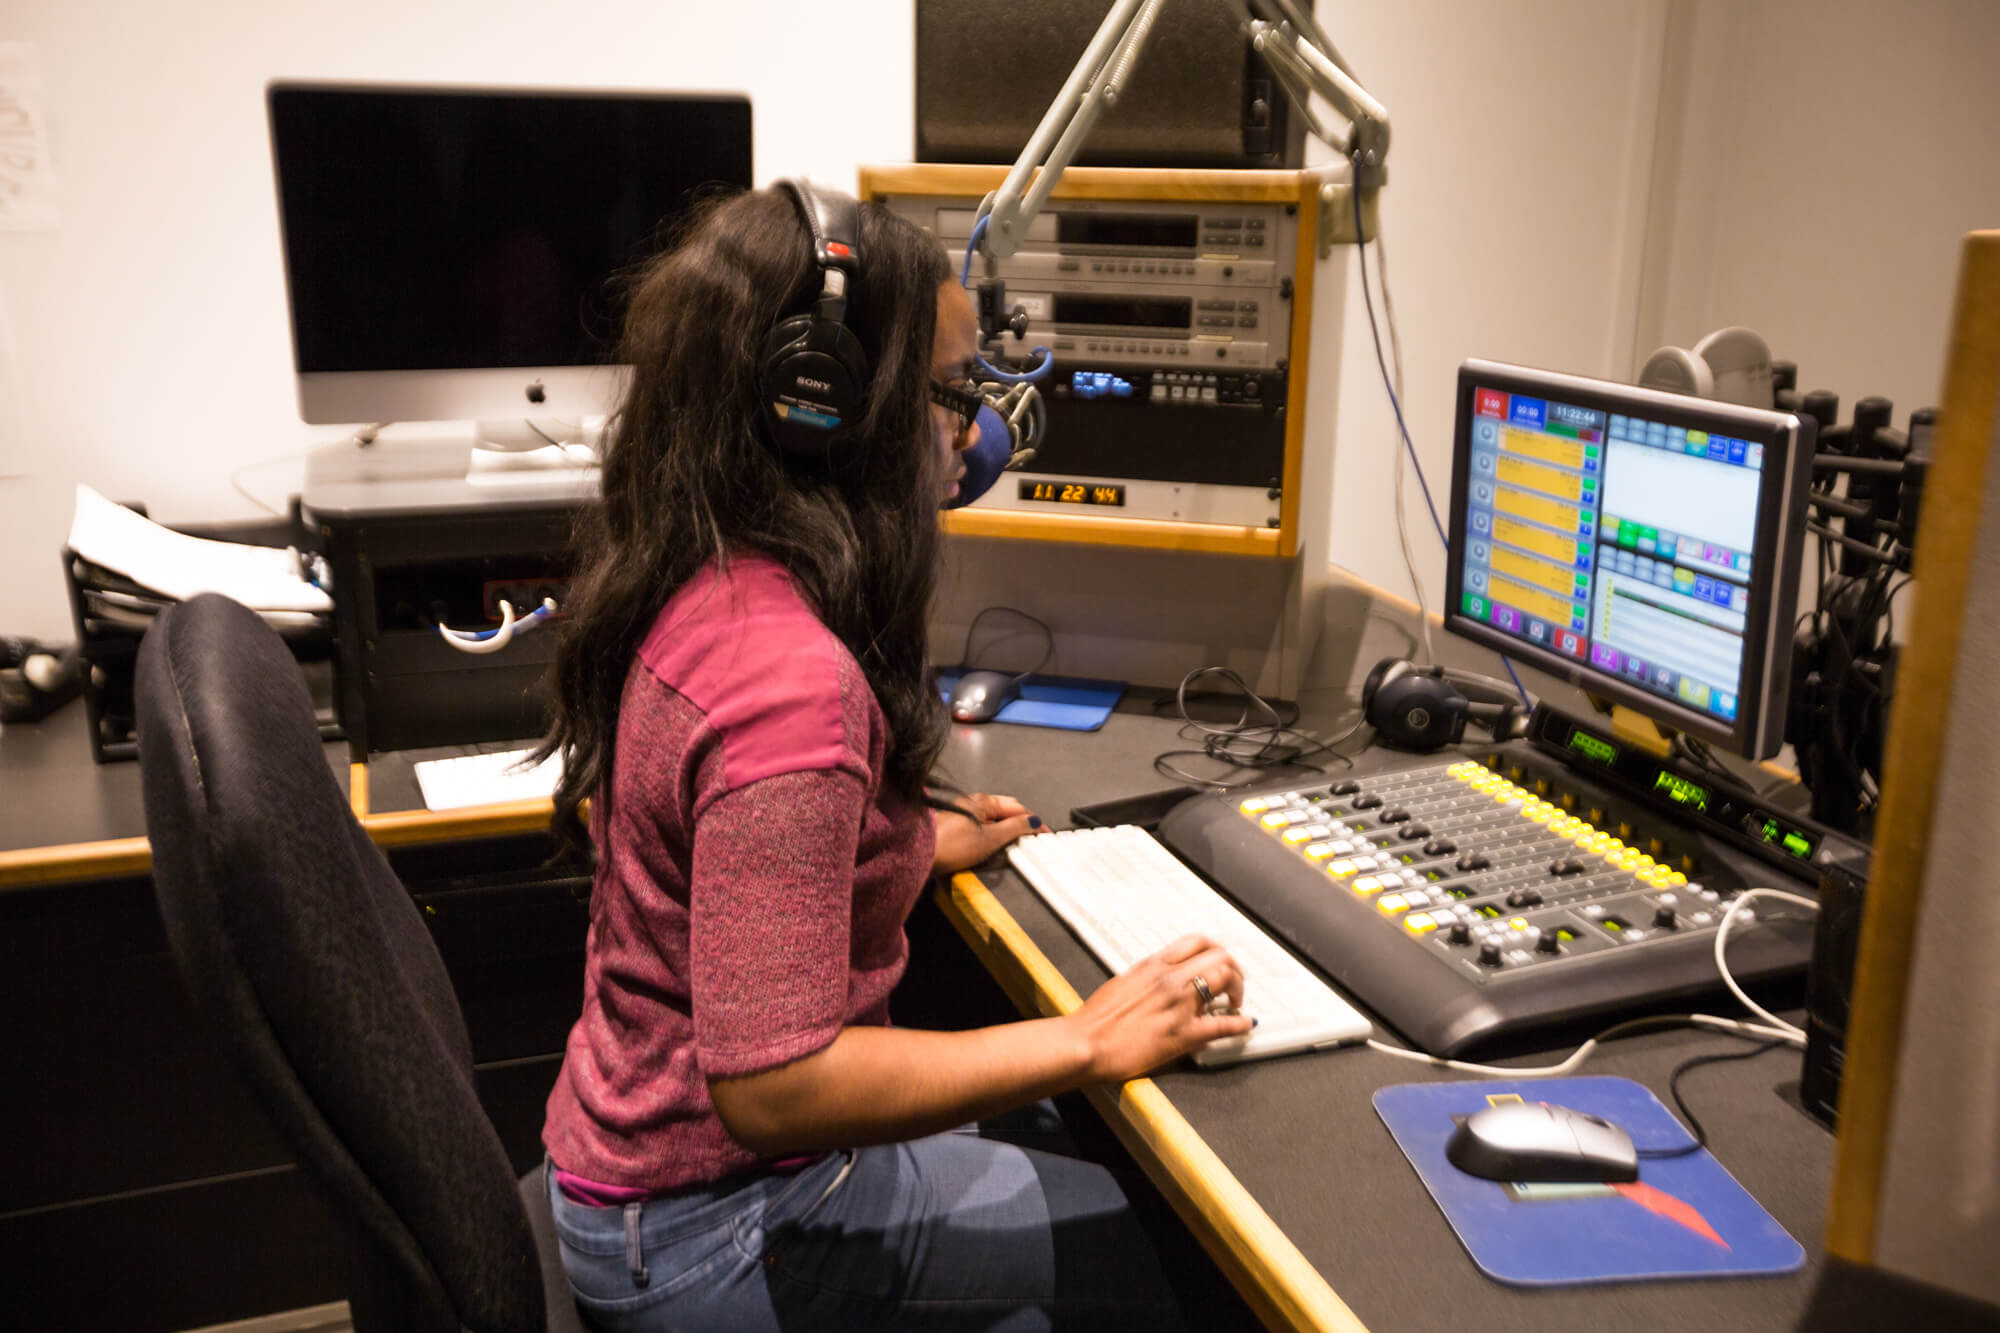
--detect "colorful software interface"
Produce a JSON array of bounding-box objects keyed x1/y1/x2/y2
[{"x1": 1460, "y1": 386, "x2": 1766, "y2": 725}]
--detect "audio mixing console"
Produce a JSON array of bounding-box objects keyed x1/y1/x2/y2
[{"x1": 1157, "y1": 710, "x2": 1868, "y2": 1054}]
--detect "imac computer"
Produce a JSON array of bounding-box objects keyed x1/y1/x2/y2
[
  {"x1": 1445, "y1": 359, "x2": 1817, "y2": 759},
  {"x1": 267, "y1": 83, "x2": 752, "y2": 479}
]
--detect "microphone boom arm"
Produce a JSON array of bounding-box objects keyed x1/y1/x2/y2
[{"x1": 975, "y1": 0, "x2": 1393, "y2": 265}]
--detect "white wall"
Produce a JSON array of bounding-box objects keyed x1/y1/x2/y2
[
  {"x1": 1311, "y1": 0, "x2": 1671, "y2": 618},
  {"x1": 0, "y1": 0, "x2": 916, "y2": 640},
  {"x1": 3, "y1": 0, "x2": 1994, "y2": 648},
  {"x1": 1640, "y1": 0, "x2": 2000, "y2": 422}
]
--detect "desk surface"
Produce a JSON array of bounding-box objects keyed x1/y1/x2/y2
[
  {"x1": 0, "y1": 569, "x2": 1832, "y2": 1332},
  {"x1": 928, "y1": 575, "x2": 1831, "y2": 1333}
]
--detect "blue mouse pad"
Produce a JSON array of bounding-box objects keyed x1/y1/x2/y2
[
  {"x1": 936, "y1": 670, "x2": 1127, "y2": 732},
  {"x1": 1373, "y1": 1077, "x2": 1804, "y2": 1286}
]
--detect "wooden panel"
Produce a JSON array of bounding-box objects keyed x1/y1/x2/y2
[
  {"x1": 937, "y1": 872, "x2": 1369, "y2": 1333},
  {"x1": 940, "y1": 507, "x2": 1283, "y2": 555},
  {"x1": 0, "y1": 800, "x2": 559, "y2": 889},
  {"x1": 859, "y1": 163, "x2": 1326, "y2": 206},
  {"x1": 1824, "y1": 231, "x2": 2000, "y2": 1263}
]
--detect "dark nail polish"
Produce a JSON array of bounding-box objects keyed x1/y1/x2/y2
[
  {"x1": 1028, "y1": 816, "x2": 1043, "y2": 829},
  {"x1": 1251, "y1": 1018, "x2": 1260, "y2": 1027}
]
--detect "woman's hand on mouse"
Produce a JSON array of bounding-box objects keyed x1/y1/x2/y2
[
  {"x1": 1064, "y1": 934, "x2": 1254, "y2": 1082},
  {"x1": 931, "y1": 791, "x2": 1045, "y2": 875}
]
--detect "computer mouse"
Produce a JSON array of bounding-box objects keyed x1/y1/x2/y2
[
  {"x1": 949, "y1": 669, "x2": 1022, "y2": 723},
  {"x1": 1445, "y1": 1101, "x2": 1638, "y2": 1183}
]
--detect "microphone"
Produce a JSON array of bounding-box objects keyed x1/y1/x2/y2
[{"x1": 943, "y1": 380, "x2": 1046, "y2": 509}]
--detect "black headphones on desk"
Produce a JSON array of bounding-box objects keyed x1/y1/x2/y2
[
  {"x1": 1361, "y1": 656, "x2": 1529, "y2": 751},
  {"x1": 759, "y1": 179, "x2": 872, "y2": 460}
]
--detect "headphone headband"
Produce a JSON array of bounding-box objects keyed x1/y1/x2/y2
[
  {"x1": 778, "y1": 179, "x2": 861, "y2": 324},
  {"x1": 761, "y1": 179, "x2": 871, "y2": 459}
]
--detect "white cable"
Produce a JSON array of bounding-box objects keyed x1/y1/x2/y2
[
  {"x1": 1360, "y1": 883, "x2": 1823, "y2": 1078},
  {"x1": 1363, "y1": 1012, "x2": 1800, "y2": 1079},
  {"x1": 1372, "y1": 216, "x2": 1434, "y2": 664},
  {"x1": 436, "y1": 598, "x2": 558, "y2": 655},
  {"x1": 1714, "y1": 888, "x2": 1820, "y2": 1040}
]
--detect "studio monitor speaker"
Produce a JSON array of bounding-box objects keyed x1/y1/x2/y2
[{"x1": 914, "y1": 1, "x2": 1310, "y2": 170}]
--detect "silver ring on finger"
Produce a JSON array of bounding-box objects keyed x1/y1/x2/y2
[{"x1": 1190, "y1": 974, "x2": 1215, "y2": 1008}]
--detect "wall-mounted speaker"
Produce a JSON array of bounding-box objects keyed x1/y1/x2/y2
[{"x1": 914, "y1": 1, "x2": 1310, "y2": 169}]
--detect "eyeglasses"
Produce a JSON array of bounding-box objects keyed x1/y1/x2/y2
[{"x1": 929, "y1": 377, "x2": 983, "y2": 435}]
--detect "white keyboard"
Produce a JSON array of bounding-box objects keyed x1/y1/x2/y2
[
  {"x1": 1008, "y1": 825, "x2": 1372, "y2": 1066},
  {"x1": 412, "y1": 748, "x2": 561, "y2": 810}
]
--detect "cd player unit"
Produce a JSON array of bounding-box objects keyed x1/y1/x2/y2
[{"x1": 871, "y1": 172, "x2": 1310, "y2": 533}]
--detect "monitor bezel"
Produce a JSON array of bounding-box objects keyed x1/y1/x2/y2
[
  {"x1": 1444, "y1": 359, "x2": 1814, "y2": 759},
  {"x1": 266, "y1": 80, "x2": 751, "y2": 428}
]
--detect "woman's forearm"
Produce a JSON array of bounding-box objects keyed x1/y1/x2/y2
[{"x1": 709, "y1": 1018, "x2": 1092, "y2": 1156}]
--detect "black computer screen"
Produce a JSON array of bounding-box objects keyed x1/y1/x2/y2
[
  {"x1": 1445, "y1": 361, "x2": 1813, "y2": 758},
  {"x1": 269, "y1": 84, "x2": 752, "y2": 374}
]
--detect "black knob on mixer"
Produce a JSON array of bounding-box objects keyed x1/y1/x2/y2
[
  {"x1": 1654, "y1": 904, "x2": 1678, "y2": 929},
  {"x1": 1456, "y1": 852, "x2": 1492, "y2": 872},
  {"x1": 1535, "y1": 928, "x2": 1562, "y2": 954},
  {"x1": 1352, "y1": 794, "x2": 1384, "y2": 810},
  {"x1": 1477, "y1": 940, "x2": 1504, "y2": 967},
  {"x1": 1331, "y1": 780, "x2": 1361, "y2": 796},
  {"x1": 1423, "y1": 839, "x2": 1457, "y2": 857},
  {"x1": 1447, "y1": 921, "x2": 1473, "y2": 946}
]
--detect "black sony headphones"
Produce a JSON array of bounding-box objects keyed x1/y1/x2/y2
[
  {"x1": 759, "y1": 179, "x2": 872, "y2": 459},
  {"x1": 1361, "y1": 656, "x2": 1528, "y2": 751}
]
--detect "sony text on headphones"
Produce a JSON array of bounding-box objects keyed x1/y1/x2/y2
[
  {"x1": 759, "y1": 179, "x2": 873, "y2": 459},
  {"x1": 1361, "y1": 656, "x2": 1527, "y2": 752}
]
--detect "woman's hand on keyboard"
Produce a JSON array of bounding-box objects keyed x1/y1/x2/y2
[
  {"x1": 931, "y1": 792, "x2": 1044, "y2": 875},
  {"x1": 1065, "y1": 934, "x2": 1254, "y2": 1082}
]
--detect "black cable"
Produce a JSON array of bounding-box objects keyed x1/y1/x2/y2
[
  {"x1": 1349, "y1": 172, "x2": 1531, "y2": 707},
  {"x1": 1882, "y1": 576, "x2": 1913, "y2": 642},
  {"x1": 1636, "y1": 1039, "x2": 1790, "y2": 1159},
  {"x1": 1150, "y1": 667, "x2": 1362, "y2": 790},
  {"x1": 958, "y1": 606, "x2": 1054, "y2": 682}
]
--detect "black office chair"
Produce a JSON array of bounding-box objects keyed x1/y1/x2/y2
[{"x1": 135, "y1": 593, "x2": 587, "y2": 1333}]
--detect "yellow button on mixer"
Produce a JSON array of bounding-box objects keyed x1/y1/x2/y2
[
  {"x1": 1327, "y1": 860, "x2": 1357, "y2": 877},
  {"x1": 1379, "y1": 894, "x2": 1409, "y2": 914},
  {"x1": 1304, "y1": 842, "x2": 1338, "y2": 861},
  {"x1": 1353, "y1": 876, "x2": 1382, "y2": 894},
  {"x1": 1405, "y1": 913, "x2": 1438, "y2": 934},
  {"x1": 1282, "y1": 826, "x2": 1317, "y2": 845}
]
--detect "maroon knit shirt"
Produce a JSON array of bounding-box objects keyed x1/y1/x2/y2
[{"x1": 542, "y1": 554, "x2": 935, "y2": 1189}]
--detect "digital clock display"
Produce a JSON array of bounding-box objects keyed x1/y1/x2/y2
[
  {"x1": 1653, "y1": 770, "x2": 1711, "y2": 812},
  {"x1": 1565, "y1": 728, "x2": 1618, "y2": 767},
  {"x1": 1019, "y1": 480, "x2": 1127, "y2": 507},
  {"x1": 1756, "y1": 816, "x2": 1817, "y2": 861}
]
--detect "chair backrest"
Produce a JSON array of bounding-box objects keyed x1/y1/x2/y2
[{"x1": 136, "y1": 593, "x2": 544, "y2": 1332}]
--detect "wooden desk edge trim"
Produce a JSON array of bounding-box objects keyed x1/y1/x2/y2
[
  {"x1": 0, "y1": 798, "x2": 559, "y2": 889},
  {"x1": 940, "y1": 871, "x2": 1368, "y2": 1333}
]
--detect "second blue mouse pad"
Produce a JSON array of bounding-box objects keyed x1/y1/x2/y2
[
  {"x1": 935, "y1": 670, "x2": 1126, "y2": 732},
  {"x1": 1373, "y1": 1076, "x2": 1803, "y2": 1286}
]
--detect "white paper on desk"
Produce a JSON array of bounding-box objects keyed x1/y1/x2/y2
[{"x1": 67, "y1": 484, "x2": 334, "y2": 613}]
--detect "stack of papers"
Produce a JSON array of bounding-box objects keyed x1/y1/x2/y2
[
  {"x1": 412, "y1": 748, "x2": 562, "y2": 810},
  {"x1": 66, "y1": 485, "x2": 332, "y2": 623}
]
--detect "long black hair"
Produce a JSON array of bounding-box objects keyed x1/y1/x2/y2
[{"x1": 539, "y1": 186, "x2": 952, "y2": 852}]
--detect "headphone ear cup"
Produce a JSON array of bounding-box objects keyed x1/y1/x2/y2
[
  {"x1": 1367, "y1": 673, "x2": 1469, "y2": 751},
  {"x1": 759, "y1": 314, "x2": 870, "y2": 458},
  {"x1": 1361, "y1": 656, "x2": 1416, "y2": 713}
]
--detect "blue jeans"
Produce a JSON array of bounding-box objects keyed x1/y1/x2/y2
[{"x1": 545, "y1": 1110, "x2": 1199, "y2": 1330}]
